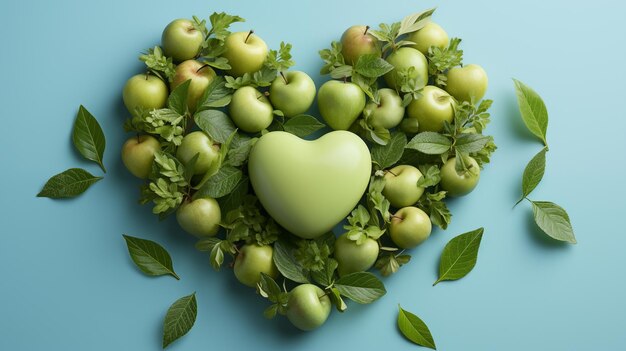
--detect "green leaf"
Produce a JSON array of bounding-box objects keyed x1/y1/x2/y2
[
  {"x1": 196, "y1": 76, "x2": 233, "y2": 110},
  {"x1": 167, "y1": 80, "x2": 191, "y2": 115},
  {"x1": 273, "y1": 240, "x2": 310, "y2": 284},
  {"x1": 122, "y1": 234, "x2": 179, "y2": 280},
  {"x1": 330, "y1": 287, "x2": 348, "y2": 312},
  {"x1": 354, "y1": 54, "x2": 394, "y2": 78},
  {"x1": 329, "y1": 65, "x2": 353, "y2": 79},
  {"x1": 139, "y1": 47, "x2": 176, "y2": 82},
  {"x1": 37, "y1": 168, "x2": 102, "y2": 198},
  {"x1": 195, "y1": 166, "x2": 242, "y2": 199},
  {"x1": 397, "y1": 306, "x2": 437, "y2": 349},
  {"x1": 257, "y1": 272, "x2": 282, "y2": 301},
  {"x1": 434, "y1": 228, "x2": 484, "y2": 285},
  {"x1": 334, "y1": 272, "x2": 386, "y2": 304},
  {"x1": 226, "y1": 136, "x2": 255, "y2": 167},
  {"x1": 283, "y1": 115, "x2": 326, "y2": 137},
  {"x1": 531, "y1": 201, "x2": 577, "y2": 244},
  {"x1": 513, "y1": 79, "x2": 549, "y2": 146},
  {"x1": 406, "y1": 132, "x2": 452, "y2": 155},
  {"x1": 311, "y1": 257, "x2": 338, "y2": 288},
  {"x1": 162, "y1": 292, "x2": 197, "y2": 349},
  {"x1": 72, "y1": 105, "x2": 106, "y2": 172},
  {"x1": 416, "y1": 165, "x2": 441, "y2": 187},
  {"x1": 371, "y1": 132, "x2": 407, "y2": 170},
  {"x1": 194, "y1": 110, "x2": 236, "y2": 144},
  {"x1": 398, "y1": 8, "x2": 436, "y2": 35},
  {"x1": 217, "y1": 176, "x2": 249, "y2": 215},
  {"x1": 517, "y1": 147, "x2": 548, "y2": 205},
  {"x1": 454, "y1": 133, "x2": 492, "y2": 154}
]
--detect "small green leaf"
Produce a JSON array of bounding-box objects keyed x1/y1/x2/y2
[
  {"x1": 397, "y1": 306, "x2": 437, "y2": 349},
  {"x1": 162, "y1": 292, "x2": 197, "y2": 349},
  {"x1": 196, "y1": 76, "x2": 232, "y2": 110},
  {"x1": 517, "y1": 147, "x2": 548, "y2": 205},
  {"x1": 371, "y1": 132, "x2": 407, "y2": 170},
  {"x1": 330, "y1": 287, "x2": 348, "y2": 312},
  {"x1": 122, "y1": 234, "x2": 179, "y2": 280},
  {"x1": 398, "y1": 8, "x2": 436, "y2": 35},
  {"x1": 258, "y1": 272, "x2": 282, "y2": 301},
  {"x1": 406, "y1": 132, "x2": 452, "y2": 155},
  {"x1": 72, "y1": 105, "x2": 106, "y2": 172},
  {"x1": 434, "y1": 228, "x2": 483, "y2": 285},
  {"x1": 195, "y1": 166, "x2": 242, "y2": 199},
  {"x1": 194, "y1": 110, "x2": 236, "y2": 144},
  {"x1": 354, "y1": 54, "x2": 394, "y2": 78},
  {"x1": 334, "y1": 272, "x2": 386, "y2": 304},
  {"x1": 513, "y1": 79, "x2": 549, "y2": 146},
  {"x1": 283, "y1": 115, "x2": 326, "y2": 137},
  {"x1": 167, "y1": 80, "x2": 191, "y2": 115},
  {"x1": 273, "y1": 240, "x2": 310, "y2": 284},
  {"x1": 454, "y1": 133, "x2": 492, "y2": 154},
  {"x1": 531, "y1": 201, "x2": 577, "y2": 244},
  {"x1": 217, "y1": 176, "x2": 249, "y2": 215},
  {"x1": 37, "y1": 168, "x2": 102, "y2": 198}
]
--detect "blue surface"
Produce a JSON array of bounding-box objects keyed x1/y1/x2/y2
[{"x1": 1, "y1": 0, "x2": 625, "y2": 350}]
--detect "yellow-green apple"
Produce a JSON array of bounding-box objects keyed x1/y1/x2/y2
[
  {"x1": 121, "y1": 135, "x2": 161, "y2": 179},
  {"x1": 233, "y1": 244, "x2": 278, "y2": 287},
  {"x1": 229, "y1": 86, "x2": 274, "y2": 133},
  {"x1": 286, "y1": 284, "x2": 332, "y2": 331},
  {"x1": 406, "y1": 85, "x2": 455, "y2": 132},
  {"x1": 334, "y1": 233, "x2": 379, "y2": 276},
  {"x1": 176, "y1": 131, "x2": 220, "y2": 176},
  {"x1": 382, "y1": 165, "x2": 425, "y2": 208},
  {"x1": 222, "y1": 31, "x2": 268, "y2": 77},
  {"x1": 362, "y1": 88, "x2": 404, "y2": 129},
  {"x1": 161, "y1": 19, "x2": 204, "y2": 62},
  {"x1": 317, "y1": 80, "x2": 365, "y2": 130},
  {"x1": 389, "y1": 206, "x2": 432, "y2": 248},
  {"x1": 340, "y1": 25, "x2": 380, "y2": 65},
  {"x1": 269, "y1": 71, "x2": 316, "y2": 117},
  {"x1": 176, "y1": 197, "x2": 221, "y2": 237},
  {"x1": 383, "y1": 47, "x2": 428, "y2": 90},
  {"x1": 122, "y1": 74, "x2": 168, "y2": 117},
  {"x1": 170, "y1": 59, "x2": 216, "y2": 113},
  {"x1": 407, "y1": 22, "x2": 449, "y2": 55},
  {"x1": 445, "y1": 64, "x2": 488, "y2": 102},
  {"x1": 440, "y1": 156, "x2": 480, "y2": 196}
]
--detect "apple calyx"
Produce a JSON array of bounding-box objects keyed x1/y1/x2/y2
[{"x1": 245, "y1": 30, "x2": 254, "y2": 43}]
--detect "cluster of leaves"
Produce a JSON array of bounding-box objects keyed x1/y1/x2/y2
[
  {"x1": 38, "y1": 106, "x2": 105, "y2": 199},
  {"x1": 513, "y1": 79, "x2": 576, "y2": 244},
  {"x1": 428, "y1": 38, "x2": 463, "y2": 87}
]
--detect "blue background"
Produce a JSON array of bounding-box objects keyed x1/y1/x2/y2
[{"x1": 1, "y1": 0, "x2": 625, "y2": 350}]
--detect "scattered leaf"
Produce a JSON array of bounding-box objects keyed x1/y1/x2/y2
[
  {"x1": 531, "y1": 201, "x2": 576, "y2": 244},
  {"x1": 162, "y1": 292, "x2": 197, "y2": 348},
  {"x1": 122, "y1": 235, "x2": 179, "y2": 280},
  {"x1": 37, "y1": 168, "x2": 102, "y2": 198},
  {"x1": 434, "y1": 228, "x2": 483, "y2": 285},
  {"x1": 72, "y1": 105, "x2": 106, "y2": 172},
  {"x1": 397, "y1": 305, "x2": 437, "y2": 349}
]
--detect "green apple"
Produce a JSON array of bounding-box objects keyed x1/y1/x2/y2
[
  {"x1": 440, "y1": 156, "x2": 480, "y2": 196},
  {"x1": 170, "y1": 59, "x2": 216, "y2": 113},
  {"x1": 286, "y1": 284, "x2": 332, "y2": 331},
  {"x1": 400, "y1": 117, "x2": 420, "y2": 134},
  {"x1": 269, "y1": 71, "x2": 316, "y2": 118},
  {"x1": 176, "y1": 197, "x2": 221, "y2": 237},
  {"x1": 222, "y1": 31, "x2": 268, "y2": 77},
  {"x1": 161, "y1": 18, "x2": 203, "y2": 62},
  {"x1": 334, "y1": 233, "x2": 379, "y2": 276},
  {"x1": 233, "y1": 244, "x2": 278, "y2": 287},
  {"x1": 122, "y1": 74, "x2": 168, "y2": 116},
  {"x1": 382, "y1": 165, "x2": 425, "y2": 208},
  {"x1": 248, "y1": 131, "x2": 371, "y2": 239},
  {"x1": 383, "y1": 47, "x2": 428, "y2": 90},
  {"x1": 406, "y1": 85, "x2": 455, "y2": 132},
  {"x1": 362, "y1": 88, "x2": 404, "y2": 129},
  {"x1": 340, "y1": 25, "x2": 380, "y2": 65},
  {"x1": 317, "y1": 80, "x2": 366, "y2": 130},
  {"x1": 229, "y1": 86, "x2": 274, "y2": 133},
  {"x1": 445, "y1": 64, "x2": 488, "y2": 102},
  {"x1": 407, "y1": 22, "x2": 449, "y2": 55},
  {"x1": 121, "y1": 135, "x2": 160, "y2": 179},
  {"x1": 389, "y1": 206, "x2": 432, "y2": 249},
  {"x1": 176, "y1": 131, "x2": 219, "y2": 176}
]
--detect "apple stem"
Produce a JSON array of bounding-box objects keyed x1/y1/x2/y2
[
  {"x1": 390, "y1": 214, "x2": 403, "y2": 220},
  {"x1": 385, "y1": 169, "x2": 398, "y2": 177},
  {"x1": 245, "y1": 30, "x2": 254, "y2": 43},
  {"x1": 197, "y1": 64, "x2": 210, "y2": 74},
  {"x1": 280, "y1": 71, "x2": 288, "y2": 84},
  {"x1": 364, "y1": 25, "x2": 370, "y2": 35}
]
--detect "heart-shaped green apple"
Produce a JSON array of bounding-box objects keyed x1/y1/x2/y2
[{"x1": 248, "y1": 131, "x2": 371, "y2": 239}]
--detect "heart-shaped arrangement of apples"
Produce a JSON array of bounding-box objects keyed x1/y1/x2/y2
[{"x1": 121, "y1": 9, "x2": 494, "y2": 331}]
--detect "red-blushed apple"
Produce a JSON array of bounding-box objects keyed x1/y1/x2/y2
[
  {"x1": 121, "y1": 135, "x2": 161, "y2": 179},
  {"x1": 161, "y1": 19, "x2": 204, "y2": 62},
  {"x1": 340, "y1": 25, "x2": 380, "y2": 65},
  {"x1": 222, "y1": 31, "x2": 268, "y2": 77},
  {"x1": 122, "y1": 74, "x2": 168, "y2": 117},
  {"x1": 389, "y1": 206, "x2": 432, "y2": 249},
  {"x1": 170, "y1": 60, "x2": 216, "y2": 113},
  {"x1": 233, "y1": 244, "x2": 278, "y2": 287},
  {"x1": 176, "y1": 131, "x2": 220, "y2": 176},
  {"x1": 286, "y1": 284, "x2": 332, "y2": 331},
  {"x1": 229, "y1": 86, "x2": 274, "y2": 133},
  {"x1": 176, "y1": 197, "x2": 221, "y2": 237}
]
